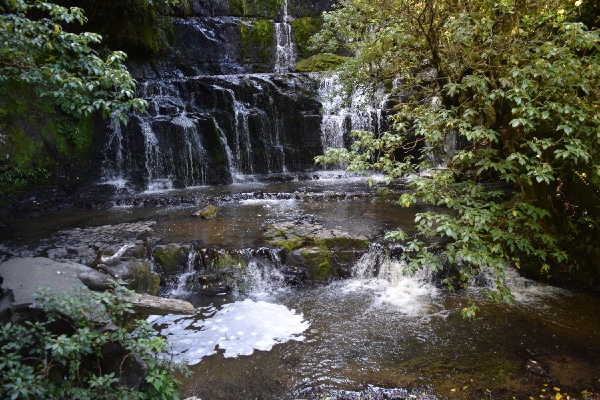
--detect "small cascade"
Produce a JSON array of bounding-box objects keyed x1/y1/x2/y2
[
  {"x1": 166, "y1": 247, "x2": 286, "y2": 297},
  {"x1": 471, "y1": 265, "x2": 569, "y2": 304},
  {"x1": 238, "y1": 257, "x2": 285, "y2": 296},
  {"x1": 169, "y1": 249, "x2": 198, "y2": 296},
  {"x1": 351, "y1": 245, "x2": 440, "y2": 315},
  {"x1": 274, "y1": 0, "x2": 296, "y2": 73},
  {"x1": 101, "y1": 116, "x2": 126, "y2": 187}
]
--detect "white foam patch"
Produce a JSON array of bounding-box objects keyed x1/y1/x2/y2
[{"x1": 149, "y1": 299, "x2": 309, "y2": 365}]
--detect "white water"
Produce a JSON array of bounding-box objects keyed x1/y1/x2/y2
[
  {"x1": 168, "y1": 249, "x2": 198, "y2": 297},
  {"x1": 101, "y1": 116, "x2": 126, "y2": 185},
  {"x1": 148, "y1": 299, "x2": 308, "y2": 365},
  {"x1": 273, "y1": 0, "x2": 296, "y2": 72},
  {"x1": 348, "y1": 246, "x2": 442, "y2": 316},
  {"x1": 318, "y1": 74, "x2": 387, "y2": 152}
]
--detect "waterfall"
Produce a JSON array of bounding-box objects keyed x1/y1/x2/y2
[
  {"x1": 212, "y1": 116, "x2": 238, "y2": 179},
  {"x1": 172, "y1": 112, "x2": 208, "y2": 187},
  {"x1": 318, "y1": 74, "x2": 387, "y2": 148},
  {"x1": 274, "y1": 0, "x2": 296, "y2": 72},
  {"x1": 101, "y1": 116, "x2": 126, "y2": 187},
  {"x1": 169, "y1": 248, "x2": 198, "y2": 296}
]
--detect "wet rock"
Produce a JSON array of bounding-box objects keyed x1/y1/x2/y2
[
  {"x1": 100, "y1": 260, "x2": 161, "y2": 295},
  {"x1": 154, "y1": 244, "x2": 190, "y2": 276},
  {"x1": 288, "y1": 247, "x2": 332, "y2": 281},
  {"x1": 191, "y1": 204, "x2": 220, "y2": 218},
  {"x1": 281, "y1": 264, "x2": 309, "y2": 285},
  {"x1": 77, "y1": 268, "x2": 114, "y2": 291},
  {"x1": 101, "y1": 341, "x2": 148, "y2": 390},
  {"x1": 265, "y1": 219, "x2": 370, "y2": 251},
  {"x1": 0, "y1": 257, "x2": 93, "y2": 306}
]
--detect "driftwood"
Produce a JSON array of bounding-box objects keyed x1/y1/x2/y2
[{"x1": 130, "y1": 293, "x2": 195, "y2": 315}]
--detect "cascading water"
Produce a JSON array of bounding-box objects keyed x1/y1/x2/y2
[
  {"x1": 100, "y1": 116, "x2": 126, "y2": 187},
  {"x1": 273, "y1": 0, "x2": 296, "y2": 73},
  {"x1": 169, "y1": 248, "x2": 199, "y2": 296},
  {"x1": 349, "y1": 244, "x2": 441, "y2": 316},
  {"x1": 100, "y1": 74, "x2": 323, "y2": 190},
  {"x1": 318, "y1": 74, "x2": 388, "y2": 153}
]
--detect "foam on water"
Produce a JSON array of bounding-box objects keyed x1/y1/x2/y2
[{"x1": 149, "y1": 299, "x2": 309, "y2": 365}]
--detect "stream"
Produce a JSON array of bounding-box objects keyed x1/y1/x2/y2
[{"x1": 2, "y1": 177, "x2": 599, "y2": 399}]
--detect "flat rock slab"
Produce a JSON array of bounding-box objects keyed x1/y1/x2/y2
[
  {"x1": 0, "y1": 257, "x2": 196, "y2": 315},
  {"x1": 0, "y1": 257, "x2": 93, "y2": 305}
]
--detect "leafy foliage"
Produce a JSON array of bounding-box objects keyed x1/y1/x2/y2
[
  {"x1": 0, "y1": 283, "x2": 186, "y2": 399},
  {"x1": 315, "y1": 0, "x2": 600, "y2": 312},
  {"x1": 0, "y1": 0, "x2": 148, "y2": 122}
]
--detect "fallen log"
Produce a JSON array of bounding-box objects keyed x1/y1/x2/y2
[{"x1": 130, "y1": 293, "x2": 195, "y2": 315}]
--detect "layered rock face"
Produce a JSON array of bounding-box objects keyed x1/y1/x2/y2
[
  {"x1": 126, "y1": 0, "x2": 336, "y2": 78},
  {"x1": 102, "y1": 74, "x2": 324, "y2": 189},
  {"x1": 100, "y1": 0, "x2": 344, "y2": 190}
]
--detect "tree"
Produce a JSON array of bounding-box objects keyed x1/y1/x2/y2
[
  {"x1": 0, "y1": 0, "x2": 148, "y2": 123},
  {"x1": 315, "y1": 0, "x2": 600, "y2": 314}
]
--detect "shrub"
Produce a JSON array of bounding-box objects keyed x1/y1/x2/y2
[{"x1": 0, "y1": 283, "x2": 187, "y2": 399}]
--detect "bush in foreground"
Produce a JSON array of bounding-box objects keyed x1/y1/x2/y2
[{"x1": 0, "y1": 283, "x2": 186, "y2": 399}]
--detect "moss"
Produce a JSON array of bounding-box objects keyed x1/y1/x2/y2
[
  {"x1": 295, "y1": 53, "x2": 349, "y2": 72},
  {"x1": 128, "y1": 260, "x2": 161, "y2": 295},
  {"x1": 291, "y1": 17, "x2": 321, "y2": 59},
  {"x1": 153, "y1": 244, "x2": 189, "y2": 276},
  {"x1": 210, "y1": 251, "x2": 245, "y2": 270},
  {"x1": 230, "y1": 0, "x2": 284, "y2": 18},
  {"x1": 269, "y1": 236, "x2": 305, "y2": 251},
  {"x1": 301, "y1": 248, "x2": 332, "y2": 281},
  {"x1": 190, "y1": 205, "x2": 220, "y2": 219},
  {"x1": 0, "y1": 79, "x2": 98, "y2": 195},
  {"x1": 239, "y1": 18, "x2": 275, "y2": 65},
  {"x1": 83, "y1": 0, "x2": 176, "y2": 54}
]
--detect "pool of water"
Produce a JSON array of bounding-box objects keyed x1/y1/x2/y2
[
  {"x1": 0, "y1": 176, "x2": 418, "y2": 249},
  {"x1": 162, "y1": 270, "x2": 600, "y2": 400}
]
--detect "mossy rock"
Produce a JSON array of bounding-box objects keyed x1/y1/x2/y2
[
  {"x1": 299, "y1": 247, "x2": 332, "y2": 281},
  {"x1": 202, "y1": 249, "x2": 245, "y2": 271},
  {"x1": 229, "y1": 0, "x2": 283, "y2": 18},
  {"x1": 154, "y1": 244, "x2": 189, "y2": 275},
  {"x1": 239, "y1": 18, "x2": 275, "y2": 66},
  {"x1": 0, "y1": 81, "x2": 95, "y2": 195},
  {"x1": 267, "y1": 235, "x2": 306, "y2": 251},
  {"x1": 295, "y1": 53, "x2": 349, "y2": 72},
  {"x1": 127, "y1": 260, "x2": 161, "y2": 295},
  {"x1": 191, "y1": 205, "x2": 220, "y2": 219}
]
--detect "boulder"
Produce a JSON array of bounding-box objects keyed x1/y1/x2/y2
[
  {"x1": 99, "y1": 260, "x2": 160, "y2": 295},
  {"x1": 191, "y1": 204, "x2": 220, "y2": 218},
  {"x1": 0, "y1": 257, "x2": 93, "y2": 306}
]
